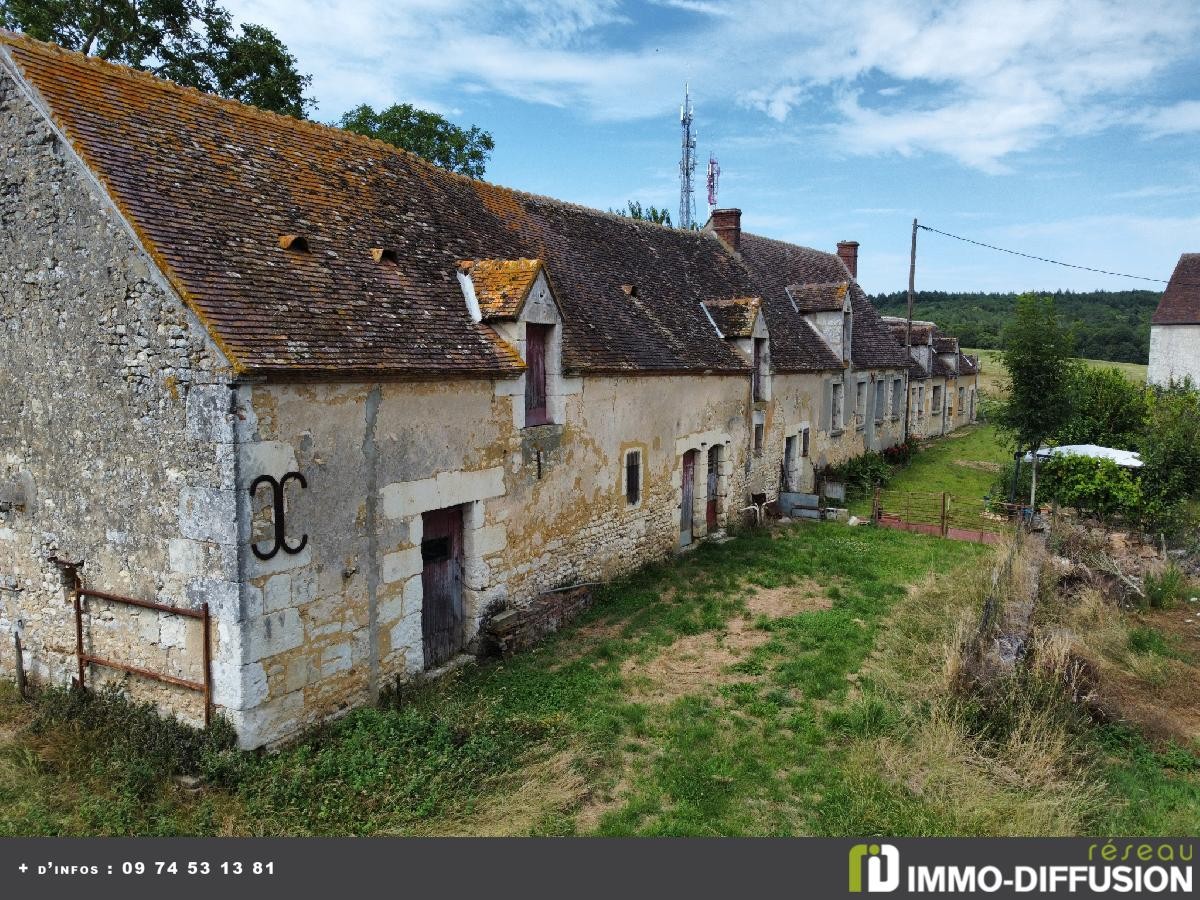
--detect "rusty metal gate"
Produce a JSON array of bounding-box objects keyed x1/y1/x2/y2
[
  {"x1": 871, "y1": 489, "x2": 1022, "y2": 545},
  {"x1": 57, "y1": 563, "x2": 212, "y2": 727}
]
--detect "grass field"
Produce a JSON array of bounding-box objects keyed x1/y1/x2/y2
[
  {"x1": 1, "y1": 426, "x2": 1196, "y2": 836},
  {"x1": 965, "y1": 348, "x2": 1148, "y2": 397}
]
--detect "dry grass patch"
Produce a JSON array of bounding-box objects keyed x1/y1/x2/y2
[
  {"x1": 745, "y1": 580, "x2": 833, "y2": 618},
  {"x1": 621, "y1": 624, "x2": 769, "y2": 705}
]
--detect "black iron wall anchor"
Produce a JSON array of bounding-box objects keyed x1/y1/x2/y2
[{"x1": 249, "y1": 472, "x2": 308, "y2": 560}]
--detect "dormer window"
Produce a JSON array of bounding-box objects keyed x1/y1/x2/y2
[{"x1": 524, "y1": 323, "x2": 551, "y2": 426}]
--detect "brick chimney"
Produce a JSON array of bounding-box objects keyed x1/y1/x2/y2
[
  {"x1": 837, "y1": 240, "x2": 859, "y2": 280},
  {"x1": 710, "y1": 208, "x2": 742, "y2": 253}
]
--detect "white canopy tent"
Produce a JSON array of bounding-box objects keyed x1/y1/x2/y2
[{"x1": 1023, "y1": 444, "x2": 1143, "y2": 469}]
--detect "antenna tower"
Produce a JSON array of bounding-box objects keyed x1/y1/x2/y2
[
  {"x1": 706, "y1": 152, "x2": 720, "y2": 210},
  {"x1": 678, "y1": 84, "x2": 697, "y2": 229}
]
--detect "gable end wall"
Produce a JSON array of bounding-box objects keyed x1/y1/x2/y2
[{"x1": 0, "y1": 63, "x2": 240, "y2": 725}]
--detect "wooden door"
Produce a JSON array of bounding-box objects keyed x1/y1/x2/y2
[
  {"x1": 421, "y1": 506, "x2": 464, "y2": 669},
  {"x1": 783, "y1": 435, "x2": 797, "y2": 492},
  {"x1": 706, "y1": 446, "x2": 720, "y2": 530},
  {"x1": 681, "y1": 450, "x2": 697, "y2": 546}
]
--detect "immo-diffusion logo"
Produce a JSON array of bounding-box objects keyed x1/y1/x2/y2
[{"x1": 849, "y1": 843, "x2": 900, "y2": 893}]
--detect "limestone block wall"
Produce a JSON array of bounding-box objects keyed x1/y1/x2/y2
[
  {"x1": 231, "y1": 371, "x2": 763, "y2": 746},
  {"x1": 1148, "y1": 325, "x2": 1200, "y2": 387},
  {"x1": 0, "y1": 65, "x2": 237, "y2": 726}
]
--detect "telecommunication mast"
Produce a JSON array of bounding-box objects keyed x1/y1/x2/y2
[{"x1": 678, "y1": 84, "x2": 697, "y2": 229}]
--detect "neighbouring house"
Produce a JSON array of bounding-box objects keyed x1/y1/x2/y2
[
  {"x1": 1148, "y1": 253, "x2": 1200, "y2": 387},
  {"x1": 881, "y1": 318, "x2": 979, "y2": 437},
  {"x1": 0, "y1": 33, "x2": 913, "y2": 748}
]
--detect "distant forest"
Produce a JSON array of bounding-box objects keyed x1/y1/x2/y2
[{"x1": 868, "y1": 290, "x2": 1161, "y2": 364}]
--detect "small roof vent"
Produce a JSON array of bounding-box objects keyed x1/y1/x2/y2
[
  {"x1": 370, "y1": 247, "x2": 398, "y2": 264},
  {"x1": 278, "y1": 234, "x2": 309, "y2": 252},
  {"x1": 621, "y1": 283, "x2": 638, "y2": 298}
]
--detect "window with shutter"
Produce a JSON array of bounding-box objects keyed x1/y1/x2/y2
[{"x1": 625, "y1": 450, "x2": 641, "y2": 505}]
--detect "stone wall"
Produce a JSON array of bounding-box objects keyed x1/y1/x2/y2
[
  {"x1": 1148, "y1": 325, "x2": 1200, "y2": 387},
  {"x1": 0, "y1": 64, "x2": 238, "y2": 725},
  {"x1": 229, "y1": 370, "x2": 765, "y2": 746}
]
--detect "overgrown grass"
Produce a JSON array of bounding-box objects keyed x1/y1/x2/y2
[{"x1": 2, "y1": 444, "x2": 1196, "y2": 834}]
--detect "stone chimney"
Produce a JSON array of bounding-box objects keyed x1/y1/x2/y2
[
  {"x1": 710, "y1": 208, "x2": 742, "y2": 253},
  {"x1": 837, "y1": 240, "x2": 859, "y2": 279}
]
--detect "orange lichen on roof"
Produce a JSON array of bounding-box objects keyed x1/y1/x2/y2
[
  {"x1": 459, "y1": 258, "x2": 544, "y2": 320},
  {"x1": 0, "y1": 30, "x2": 761, "y2": 377},
  {"x1": 701, "y1": 296, "x2": 762, "y2": 338}
]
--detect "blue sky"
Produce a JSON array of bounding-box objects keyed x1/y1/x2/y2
[{"x1": 226, "y1": 0, "x2": 1200, "y2": 295}]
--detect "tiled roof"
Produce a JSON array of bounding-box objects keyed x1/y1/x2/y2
[
  {"x1": 786, "y1": 282, "x2": 847, "y2": 313},
  {"x1": 1, "y1": 33, "x2": 758, "y2": 378},
  {"x1": 933, "y1": 335, "x2": 958, "y2": 353},
  {"x1": 1152, "y1": 253, "x2": 1200, "y2": 325},
  {"x1": 958, "y1": 352, "x2": 978, "y2": 375},
  {"x1": 702, "y1": 296, "x2": 761, "y2": 338},
  {"x1": 459, "y1": 258, "x2": 543, "y2": 320},
  {"x1": 883, "y1": 319, "x2": 934, "y2": 346},
  {"x1": 932, "y1": 355, "x2": 956, "y2": 377},
  {"x1": 738, "y1": 232, "x2": 910, "y2": 371},
  {"x1": 722, "y1": 233, "x2": 841, "y2": 371}
]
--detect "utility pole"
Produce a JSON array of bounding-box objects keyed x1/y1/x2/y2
[{"x1": 902, "y1": 218, "x2": 918, "y2": 441}]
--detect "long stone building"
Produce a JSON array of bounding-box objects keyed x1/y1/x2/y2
[{"x1": 0, "y1": 33, "x2": 975, "y2": 747}]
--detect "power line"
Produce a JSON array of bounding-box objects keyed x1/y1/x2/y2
[{"x1": 918, "y1": 224, "x2": 1169, "y2": 284}]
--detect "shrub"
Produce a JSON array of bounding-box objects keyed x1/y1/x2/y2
[
  {"x1": 826, "y1": 451, "x2": 893, "y2": 499},
  {"x1": 1039, "y1": 455, "x2": 1140, "y2": 524},
  {"x1": 882, "y1": 437, "x2": 920, "y2": 466},
  {"x1": 989, "y1": 455, "x2": 1032, "y2": 508},
  {"x1": 1136, "y1": 383, "x2": 1200, "y2": 535}
]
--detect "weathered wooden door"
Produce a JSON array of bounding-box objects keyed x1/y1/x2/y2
[
  {"x1": 421, "y1": 506, "x2": 464, "y2": 669},
  {"x1": 681, "y1": 450, "x2": 697, "y2": 546},
  {"x1": 706, "y1": 446, "x2": 720, "y2": 530}
]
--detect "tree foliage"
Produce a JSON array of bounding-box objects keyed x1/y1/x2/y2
[
  {"x1": 1137, "y1": 382, "x2": 1200, "y2": 534},
  {"x1": 0, "y1": 0, "x2": 313, "y2": 117},
  {"x1": 338, "y1": 103, "x2": 494, "y2": 179},
  {"x1": 869, "y1": 289, "x2": 1159, "y2": 364},
  {"x1": 1053, "y1": 366, "x2": 1149, "y2": 451},
  {"x1": 993, "y1": 294, "x2": 1077, "y2": 454},
  {"x1": 611, "y1": 200, "x2": 672, "y2": 226}
]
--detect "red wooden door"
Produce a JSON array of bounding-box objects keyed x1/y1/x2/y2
[
  {"x1": 421, "y1": 506, "x2": 464, "y2": 668},
  {"x1": 681, "y1": 450, "x2": 697, "y2": 546},
  {"x1": 706, "y1": 446, "x2": 720, "y2": 530}
]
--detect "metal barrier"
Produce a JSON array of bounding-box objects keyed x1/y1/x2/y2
[
  {"x1": 56, "y1": 563, "x2": 212, "y2": 727},
  {"x1": 871, "y1": 488, "x2": 1024, "y2": 544}
]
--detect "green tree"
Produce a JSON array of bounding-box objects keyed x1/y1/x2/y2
[
  {"x1": 338, "y1": 103, "x2": 494, "y2": 179},
  {"x1": 0, "y1": 0, "x2": 313, "y2": 117},
  {"x1": 993, "y1": 294, "x2": 1077, "y2": 505},
  {"x1": 1137, "y1": 382, "x2": 1200, "y2": 535},
  {"x1": 611, "y1": 200, "x2": 672, "y2": 226},
  {"x1": 1054, "y1": 366, "x2": 1149, "y2": 450}
]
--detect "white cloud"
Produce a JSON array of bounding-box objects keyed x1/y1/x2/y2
[{"x1": 224, "y1": 0, "x2": 1200, "y2": 171}]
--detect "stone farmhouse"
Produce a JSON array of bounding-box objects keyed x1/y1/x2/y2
[
  {"x1": 0, "y1": 34, "x2": 974, "y2": 747},
  {"x1": 1148, "y1": 253, "x2": 1200, "y2": 386},
  {"x1": 881, "y1": 318, "x2": 979, "y2": 439}
]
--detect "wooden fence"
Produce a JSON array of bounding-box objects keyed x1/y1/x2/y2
[{"x1": 871, "y1": 488, "x2": 1023, "y2": 545}]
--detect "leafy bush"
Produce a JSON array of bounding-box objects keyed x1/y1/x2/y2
[
  {"x1": 825, "y1": 451, "x2": 893, "y2": 499},
  {"x1": 882, "y1": 437, "x2": 920, "y2": 466},
  {"x1": 990, "y1": 455, "x2": 1032, "y2": 508},
  {"x1": 1039, "y1": 455, "x2": 1141, "y2": 523},
  {"x1": 1136, "y1": 383, "x2": 1200, "y2": 535}
]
